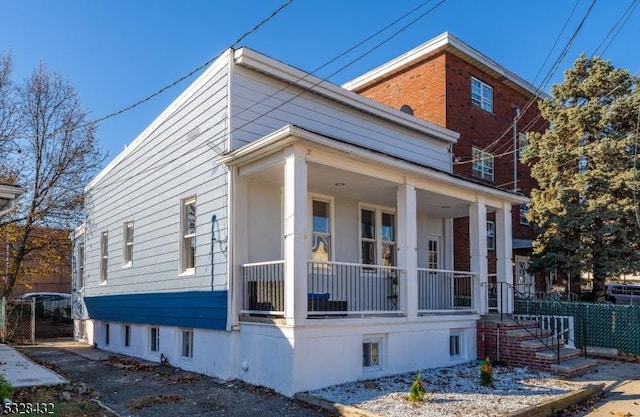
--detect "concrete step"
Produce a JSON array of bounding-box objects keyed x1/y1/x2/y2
[
  {"x1": 550, "y1": 357, "x2": 600, "y2": 377},
  {"x1": 536, "y1": 347, "x2": 582, "y2": 362},
  {"x1": 521, "y1": 338, "x2": 562, "y2": 351},
  {"x1": 505, "y1": 327, "x2": 553, "y2": 341}
]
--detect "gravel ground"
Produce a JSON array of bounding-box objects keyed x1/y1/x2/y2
[{"x1": 309, "y1": 362, "x2": 588, "y2": 417}]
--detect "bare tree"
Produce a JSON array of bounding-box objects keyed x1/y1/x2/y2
[
  {"x1": 1, "y1": 61, "x2": 103, "y2": 298},
  {"x1": 0, "y1": 53, "x2": 20, "y2": 165}
]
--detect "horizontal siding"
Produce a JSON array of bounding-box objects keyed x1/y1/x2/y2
[
  {"x1": 230, "y1": 67, "x2": 452, "y2": 171},
  {"x1": 84, "y1": 290, "x2": 227, "y2": 330},
  {"x1": 84, "y1": 57, "x2": 230, "y2": 297}
]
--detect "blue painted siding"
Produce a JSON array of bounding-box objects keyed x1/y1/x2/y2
[{"x1": 84, "y1": 290, "x2": 227, "y2": 330}]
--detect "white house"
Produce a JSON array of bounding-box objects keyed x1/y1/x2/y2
[
  {"x1": 72, "y1": 46, "x2": 525, "y2": 396},
  {"x1": 0, "y1": 183, "x2": 25, "y2": 217}
]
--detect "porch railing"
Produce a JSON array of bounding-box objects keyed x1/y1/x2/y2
[
  {"x1": 241, "y1": 261, "x2": 285, "y2": 315},
  {"x1": 307, "y1": 261, "x2": 402, "y2": 316},
  {"x1": 417, "y1": 269, "x2": 476, "y2": 313}
]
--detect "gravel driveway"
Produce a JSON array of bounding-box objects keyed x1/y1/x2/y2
[{"x1": 20, "y1": 344, "x2": 337, "y2": 417}]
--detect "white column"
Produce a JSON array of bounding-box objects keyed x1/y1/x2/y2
[
  {"x1": 228, "y1": 168, "x2": 247, "y2": 330},
  {"x1": 283, "y1": 146, "x2": 307, "y2": 326},
  {"x1": 397, "y1": 182, "x2": 417, "y2": 318},
  {"x1": 469, "y1": 199, "x2": 488, "y2": 314},
  {"x1": 496, "y1": 203, "x2": 514, "y2": 313},
  {"x1": 444, "y1": 218, "x2": 454, "y2": 271}
]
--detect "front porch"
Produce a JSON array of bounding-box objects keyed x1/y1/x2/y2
[
  {"x1": 241, "y1": 260, "x2": 475, "y2": 318},
  {"x1": 223, "y1": 126, "x2": 527, "y2": 327}
]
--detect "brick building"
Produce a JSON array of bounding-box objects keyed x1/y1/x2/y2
[{"x1": 344, "y1": 32, "x2": 549, "y2": 295}]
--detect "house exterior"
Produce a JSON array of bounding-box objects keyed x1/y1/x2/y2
[
  {"x1": 0, "y1": 183, "x2": 24, "y2": 217},
  {"x1": 72, "y1": 46, "x2": 526, "y2": 396},
  {"x1": 343, "y1": 32, "x2": 549, "y2": 298}
]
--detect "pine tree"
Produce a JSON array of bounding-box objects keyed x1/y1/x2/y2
[{"x1": 523, "y1": 55, "x2": 640, "y2": 301}]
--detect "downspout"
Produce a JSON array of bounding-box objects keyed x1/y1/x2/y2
[
  {"x1": 211, "y1": 214, "x2": 217, "y2": 290},
  {"x1": 512, "y1": 107, "x2": 521, "y2": 193}
]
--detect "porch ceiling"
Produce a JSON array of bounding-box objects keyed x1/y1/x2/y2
[{"x1": 246, "y1": 162, "x2": 478, "y2": 218}]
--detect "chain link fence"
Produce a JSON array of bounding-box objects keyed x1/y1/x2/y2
[
  {"x1": 514, "y1": 299, "x2": 640, "y2": 355},
  {"x1": 0, "y1": 295, "x2": 72, "y2": 344}
]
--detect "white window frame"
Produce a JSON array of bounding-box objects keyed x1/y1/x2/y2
[
  {"x1": 486, "y1": 221, "x2": 496, "y2": 251},
  {"x1": 100, "y1": 231, "x2": 108, "y2": 284},
  {"x1": 450, "y1": 331, "x2": 462, "y2": 358},
  {"x1": 362, "y1": 335, "x2": 383, "y2": 371},
  {"x1": 359, "y1": 204, "x2": 396, "y2": 267},
  {"x1": 77, "y1": 240, "x2": 85, "y2": 290},
  {"x1": 123, "y1": 221, "x2": 133, "y2": 267},
  {"x1": 519, "y1": 204, "x2": 530, "y2": 225},
  {"x1": 124, "y1": 324, "x2": 131, "y2": 348},
  {"x1": 181, "y1": 329, "x2": 194, "y2": 359},
  {"x1": 471, "y1": 76, "x2": 493, "y2": 112},
  {"x1": 472, "y1": 147, "x2": 495, "y2": 182},
  {"x1": 309, "y1": 194, "x2": 334, "y2": 263},
  {"x1": 150, "y1": 327, "x2": 160, "y2": 353},
  {"x1": 180, "y1": 196, "x2": 197, "y2": 275}
]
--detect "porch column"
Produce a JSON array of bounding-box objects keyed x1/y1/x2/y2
[
  {"x1": 496, "y1": 203, "x2": 514, "y2": 313},
  {"x1": 284, "y1": 145, "x2": 307, "y2": 326},
  {"x1": 397, "y1": 182, "x2": 417, "y2": 318},
  {"x1": 469, "y1": 199, "x2": 488, "y2": 314}
]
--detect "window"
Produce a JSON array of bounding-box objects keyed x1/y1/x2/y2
[
  {"x1": 100, "y1": 231, "x2": 108, "y2": 283},
  {"x1": 517, "y1": 132, "x2": 528, "y2": 159},
  {"x1": 105, "y1": 323, "x2": 110, "y2": 345},
  {"x1": 520, "y1": 204, "x2": 530, "y2": 225},
  {"x1": 150, "y1": 327, "x2": 160, "y2": 352},
  {"x1": 471, "y1": 77, "x2": 493, "y2": 112},
  {"x1": 124, "y1": 325, "x2": 131, "y2": 348},
  {"x1": 123, "y1": 221, "x2": 133, "y2": 266},
  {"x1": 360, "y1": 207, "x2": 396, "y2": 266},
  {"x1": 363, "y1": 337, "x2": 382, "y2": 370},
  {"x1": 77, "y1": 240, "x2": 85, "y2": 289},
  {"x1": 486, "y1": 221, "x2": 495, "y2": 251},
  {"x1": 472, "y1": 147, "x2": 494, "y2": 182},
  {"x1": 450, "y1": 333, "x2": 461, "y2": 357},
  {"x1": 181, "y1": 329, "x2": 193, "y2": 358},
  {"x1": 181, "y1": 197, "x2": 196, "y2": 273},
  {"x1": 427, "y1": 238, "x2": 439, "y2": 269},
  {"x1": 311, "y1": 199, "x2": 331, "y2": 262}
]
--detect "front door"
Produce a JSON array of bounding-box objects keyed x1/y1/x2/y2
[{"x1": 514, "y1": 256, "x2": 534, "y2": 298}]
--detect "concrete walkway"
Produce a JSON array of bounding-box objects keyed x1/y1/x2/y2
[
  {"x1": 0, "y1": 344, "x2": 66, "y2": 388},
  {"x1": 569, "y1": 360, "x2": 640, "y2": 416}
]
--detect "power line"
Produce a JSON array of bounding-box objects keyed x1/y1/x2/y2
[
  {"x1": 592, "y1": 0, "x2": 640, "y2": 57},
  {"x1": 89, "y1": 0, "x2": 449, "y2": 192}
]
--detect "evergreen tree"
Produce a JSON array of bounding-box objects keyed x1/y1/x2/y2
[{"x1": 523, "y1": 55, "x2": 640, "y2": 301}]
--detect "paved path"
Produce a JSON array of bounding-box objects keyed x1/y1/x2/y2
[
  {"x1": 568, "y1": 360, "x2": 640, "y2": 416},
  {"x1": 0, "y1": 344, "x2": 66, "y2": 388}
]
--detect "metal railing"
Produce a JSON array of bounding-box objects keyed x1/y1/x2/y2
[
  {"x1": 241, "y1": 260, "x2": 285, "y2": 315},
  {"x1": 308, "y1": 261, "x2": 402, "y2": 316},
  {"x1": 417, "y1": 269, "x2": 475, "y2": 312}
]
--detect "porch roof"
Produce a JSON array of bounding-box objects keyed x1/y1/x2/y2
[{"x1": 219, "y1": 124, "x2": 528, "y2": 207}]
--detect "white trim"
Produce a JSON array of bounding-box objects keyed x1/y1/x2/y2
[
  {"x1": 343, "y1": 32, "x2": 549, "y2": 100},
  {"x1": 179, "y1": 195, "x2": 197, "y2": 275},
  {"x1": 362, "y1": 334, "x2": 384, "y2": 371},
  {"x1": 308, "y1": 193, "x2": 335, "y2": 262}
]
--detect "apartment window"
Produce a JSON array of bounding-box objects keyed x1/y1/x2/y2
[
  {"x1": 150, "y1": 327, "x2": 160, "y2": 352},
  {"x1": 105, "y1": 323, "x2": 110, "y2": 345},
  {"x1": 181, "y1": 197, "x2": 196, "y2": 273},
  {"x1": 124, "y1": 325, "x2": 131, "y2": 348},
  {"x1": 100, "y1": 231, "x2": 108, "y2": 283},
  {"x1": 77, "y1": 241, "x2": 85, "y2": 289},
  {"x1": 311, "y1": 198, "x2": 331, "y2": 262},
  {"x1": 181, "y1": 329, "x2": 194, "y2": 358},
  {"x1": 487, "y1": 221, "x2": 495, "y2": 251},
  {"x1": 360, "y1": 207, "x2": 396, "y2": 266},
  {"x1": 472, "y1": 147, "x2": 495, "y2": 182},
  {"x1": 123, "y1": 221, "x2": 133, "y2": 266},
  {"x1": 450, "y1": 333, "x2": 461, "y2": 357},
  {"x1": 471, "y1": 76, "x2": 493, "y2": 112},
  {"x1": 363, "y1": 337, "x2": 382, "y2": 370},
  {"x1": 520, "y1": 204, "x2": 530, "y2": 225}
]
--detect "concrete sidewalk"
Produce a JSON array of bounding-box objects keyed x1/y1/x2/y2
[
  {"x1": 569, "y1": 360, "x2": 640, "y2": 416},
  {"x1": 0, "y1": 344, "x2": 66, "y2": 388}
]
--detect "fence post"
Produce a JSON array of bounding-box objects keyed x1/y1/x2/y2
[
  {"x1": 30, "y1": 297, "x2": 35, "y2": 344},
  {"x1": 0, "y1": 297, "x2": 5, "y2": 343},
  {"x1": 583, "y1": 318, "x2": 587, "y2": 359},
  {"x1": 557, "y1": 332, "x2": 561, "y2": 364}
]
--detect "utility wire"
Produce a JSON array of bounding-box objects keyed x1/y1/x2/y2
[
  {"x1": 592, "y1": 0, "x2": 640, "y2": 57},
  {"x1": 89, "y1": 0, "x2": 448, "y2": 192}
]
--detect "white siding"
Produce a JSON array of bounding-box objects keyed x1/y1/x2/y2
[
  {"x1": 230, "y1": 67, "x2": 452, "y2": 172},
  {"x1": 84, "y1": 56, "x2": 231, "y2": 296}
]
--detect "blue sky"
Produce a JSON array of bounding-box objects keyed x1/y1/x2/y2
[{"x1": 1, "y1": 0, "x2": 637, "y2": 167}]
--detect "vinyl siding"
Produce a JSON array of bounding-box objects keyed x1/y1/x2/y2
[
  {"x1": 84, "y1": 54, "x2": 231, "y2": 297},
  {"x1": 230, "y1": 66, "x2": 452, "y2": 172}
]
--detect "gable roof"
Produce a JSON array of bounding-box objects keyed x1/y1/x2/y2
[{"x1": 343, "y1": 32, "x2": 549, "y2": 100}]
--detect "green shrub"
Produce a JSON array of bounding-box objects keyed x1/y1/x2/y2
[
  {"x1": 408, "y1": 372, "x2": 426, "y2": 402},
  {"x1": 480, "y1": 356, "x2": 493, "y2": 387},
  {"x1": 0, "y1": 374, "x2": 13, "y2": 400}
]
